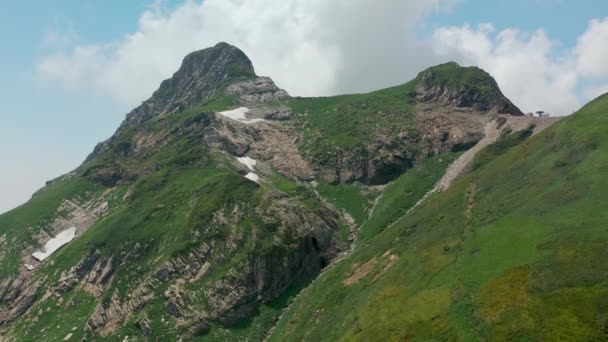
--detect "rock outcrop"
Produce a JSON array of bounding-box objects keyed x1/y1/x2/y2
[
  {"x1": 120, "y1": 42, "x2": 256, "y2": 130},
  {"x1": 414, "y1": 62, "x2": 524, "y2": 116}
]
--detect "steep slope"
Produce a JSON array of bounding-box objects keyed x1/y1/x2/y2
[
  {"x1": 0, "y1": 43, "x2": 539, "y2": 341},
  {"x1": 0, "y1": 43, "x2": 343, "y2": 341},
  {"x1": 270, "y1": 94, "x2": 608, "y2": 341}
]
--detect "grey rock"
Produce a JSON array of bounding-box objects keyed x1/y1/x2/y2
[
  {"x1": 165, "y1": 300, "x2": 184, "y2": 318},
  {"x1": 414, "y1": 63, "x2": 524, "y2": 116},
  {"x1": 137, "y1": 315, "x2": 152, "y2": 336},
  {"x1": 225, "y1": 76, "x2": 290, "y2": 106}
]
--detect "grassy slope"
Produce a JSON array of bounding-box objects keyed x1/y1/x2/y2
[
  {"x1": 270, "y1": 94, "x2": 608, "y2": 341},
  {"x1": 2, "y1": 64, "x2": 515, "y2": 341},
  {"x1": 10, "y1": 165, "x2": 333, "y2": 342},
  {"x1": 290, "y1": 81, "x2": 418, "y2": 161},
  {"x1": 1, "y1": 90, "x2": 326, "y2": 341}
]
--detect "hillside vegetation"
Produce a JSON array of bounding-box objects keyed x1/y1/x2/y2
[
  {"x1": 270, "y1": 94, "x2": 608, "y2": 341},
  {"x1": 0, "y1": 43, "x2": 579, "y2": 341}
]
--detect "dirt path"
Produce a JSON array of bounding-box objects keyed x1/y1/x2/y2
[
  {"x1": 408, "y1": 115, "x2": 562, "y2": 213},
  {"x1": 406, "y1": 119, "x2": 501, "y2": 214}
]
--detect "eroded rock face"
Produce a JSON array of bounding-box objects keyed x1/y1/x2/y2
[
  {"x1": 120, "y1": 42, "x2": 256, "y2": 130},
  {"x1": 226, "y1": 77, "x2": 290, "y2": 107},
  {"x1": 0, "y1": 193, "x2": 111, "y2": 326},
  {"x1": 414, "y1": 63, "x2": 524, "y2": 116},
  {"x1": 205, "y1": 115, "x2": 315, "y2": 181},
  {"x1": 39, "y1": 187, "x2": 344, "y2": 339},
  {"x1": 86, "y1": 285, "x2": 155, "y2": 337},
  {"x1": 126, "y1": 191, "x2": 342, "y2": 336},
  {"x1": 306, "y1": 104, "x2": 491, "y2": 185},
  {"x1": 0, "y1": 274, "x2": 39, "y2": 325}
]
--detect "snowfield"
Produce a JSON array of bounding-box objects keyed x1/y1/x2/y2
[
  {"x1": 245, "y1": 172, "x2": 260, "y2": 183},
  {"x1": 32, "y1": 227, "x2": 77, "y2": 261},
  {"x1": 217, "y1": 107, "x2": 265, "y2": 124},
  {"x1": 237, "y1": 156, "x2": 257, "y2": 171},
  {"x1": 237, "y1": 156, "x2": 260, "y2": 183}
]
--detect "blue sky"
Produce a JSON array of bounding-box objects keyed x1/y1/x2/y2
[
  {"x1": 1, "y1": 0, "x2": 607, "y2": 213},
  {"x1": 429, "y1": 0, "x2": 608, "y2": 45}
]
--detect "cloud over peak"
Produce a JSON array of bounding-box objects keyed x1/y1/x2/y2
[
  {"x1": 36, "y1": 0, "x2": 453, "y2": 105},
  {"x1": 36, "y1": 1, "x2": 608, "y2": 115}
]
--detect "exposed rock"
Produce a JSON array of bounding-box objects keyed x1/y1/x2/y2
[
  {"x1": 83, "y1": 166, "x2": 124, "y2": 187},
  {"x1": 225, "y1": 76, "x2": 290, "y2": 106},
  {"x1": 0, "y1": 279, "x2": 38, "y2": 325},
  {"x1": 415, "y1": 103, "x2": 487, "y2": 156},
  {"x1": 136, "y1": 315, "x2": 152, "y2": 336},
  {"x1": 414, "y1": 62, "x2": 524, "y2": 116},
  {"x1": 120, "y1": 42, "x2": 255, "y2": 131},
  {"x1": 86, "y1": 42, "x2": 254, "y2": 163},
  {"x1": 165, "y1": 300, "x2": 184, "y2": 318},
  {"x1": 56, "y1": 251, "x2": 114, "y2": 298},
  {"x1": 205, "y1": 116, "x2": 315, "y2": 181},
  {"x1": 201, "y1": 191, "x2": 341, "y2": 326},
  {"x1": 85, "y1": 283, "x2": 155, "y2": 337},
  {"x1": 185, "y1": 319, "x2": 210, "y2": 338},
  {"x1": 0, "y1": 235, "x2": 6, "y2": 264}
]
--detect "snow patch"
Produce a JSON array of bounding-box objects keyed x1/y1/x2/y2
[
  {"x1": 217, "y1": 107, "x2": 265, "y2": 124},
  {"x1": 237, "y1": 156, "x2": 257, "y2": 171},
  {"x1": 245, "y1": 172, "x2": 260, "y2": 183},
  {"x1": 32, "y1": 227, "x2": 77, "y2": 261}
]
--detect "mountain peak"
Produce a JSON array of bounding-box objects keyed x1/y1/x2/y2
[
  {"x1": 120, "y1": 42, "x2": 256, "y2": 129},
  {"x1": 414, "y1": 62, "x2": 524, "y2": 116}
]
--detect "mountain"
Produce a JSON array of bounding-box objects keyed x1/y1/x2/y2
[
  {"x1": 0, "y1": 42, "x2": 570, "y2": 341},
  {"x1": 269, "y1": 93, "x2": 608, "y2": 340}
]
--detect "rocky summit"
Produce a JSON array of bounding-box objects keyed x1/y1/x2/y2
[{"x1": 3, "y1": 42, "x2": 606, "y2": 341}]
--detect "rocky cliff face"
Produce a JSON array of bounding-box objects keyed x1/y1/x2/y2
[
  {"x1": 0, "y1": 43, "x2": 535, "y2": 341},
  {"x1": 120, "y1": 42, "x2": 256, "y2": 130},
  {"x1": 414, "y1": 62, "x2": 524, "y2": 116}
]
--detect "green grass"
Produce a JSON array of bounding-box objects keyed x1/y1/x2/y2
[
  {"x1": 270, "y1": 93, "x2": 608, "y2": 341},
  {"x1": 37, "y1": 165, "x2": 259, "y2": 291},
  {"x1": 358, "y1": 152, "x2": 460, "y2": 242},
  {"x1": 5, "y1": 140, "x2": 345, "y2": 341},
  {"x1": 290, "y1": 81, "x2": 418, "y2": 160},
  {"x1": 11, "y1": 290, "x2": 97, "y2": 342},
  {"x1": 315, "y1": 183, "x2": 374, "y2": 225},
  {"x1": 470, "y1": 124, "x2": 534, "y2": 171}
]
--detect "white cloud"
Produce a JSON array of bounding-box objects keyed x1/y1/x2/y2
[
  {"x1": 575, "y1": 18, "x2": 608, "y2": 78},
  {"x1": 34, "y1": 3, "x2": 608, "y2": 117},
  {"x1": 35, "y1": 0, "x2": 454, "y2": 105}
]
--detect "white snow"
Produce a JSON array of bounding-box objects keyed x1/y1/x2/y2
[
  {"x1": 32, "y1": 227, "x2": 77, "y2": 261},
  {"x1": 217, "y1": 107, "x2": 265, "y2": 124},
  {"x1": 245, "y1": 172, "x2": 260, "y2": 183},
  {"x1": 237, "y1": 156, "x2": 257, "y2": 171},
  {"x1": 236, "y1": 156, "x2": 260, "y2": 183}
]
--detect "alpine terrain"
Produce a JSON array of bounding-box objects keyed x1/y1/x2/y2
[{"x1": 1, "y1": 42, "x2": 605, "y2": 341}]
